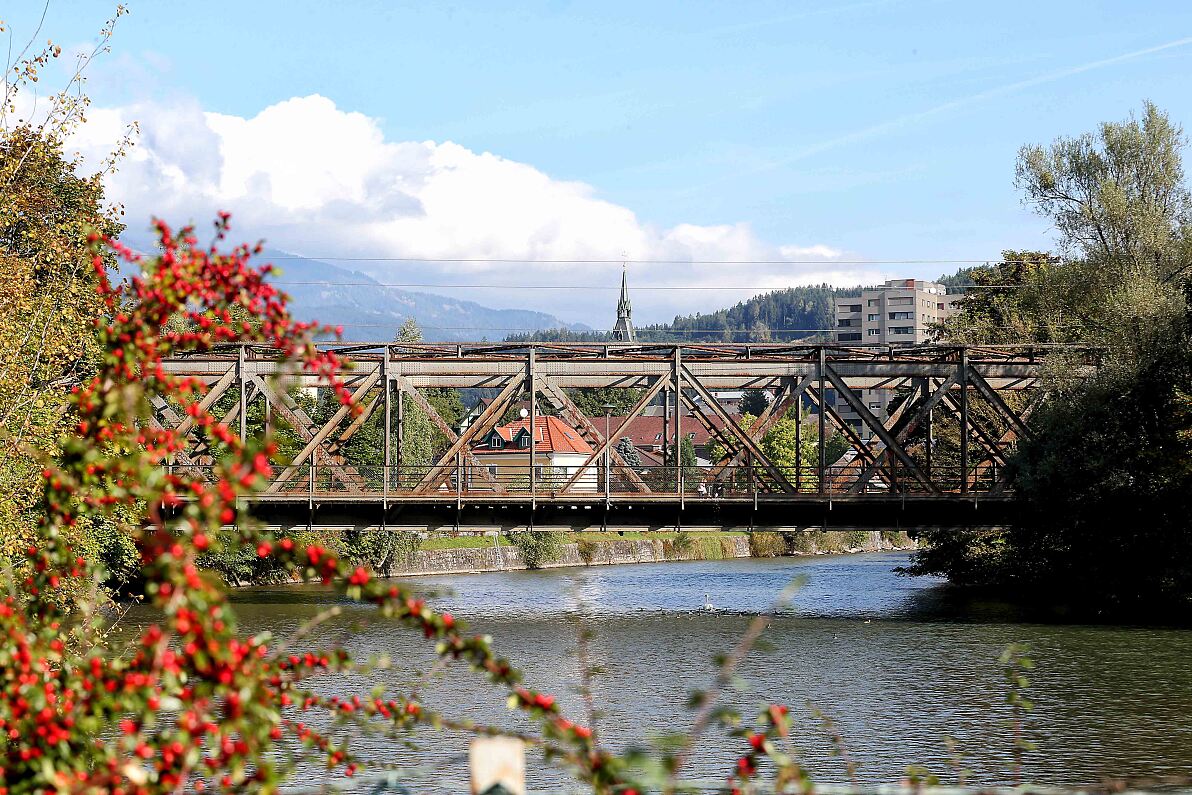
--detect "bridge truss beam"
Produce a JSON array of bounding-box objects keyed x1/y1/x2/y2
[{"x1": 155, "y1": 342, "x2": 1098, "y2": 526}]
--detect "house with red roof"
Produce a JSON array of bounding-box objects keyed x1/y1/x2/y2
[
  {"x1": 471, "y1": 415, "x2": 598, "y2": 492},
  {"x1": 607, "y1": 414, "x2": 730, "y2": 460}
]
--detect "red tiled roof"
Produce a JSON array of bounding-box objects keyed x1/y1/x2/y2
[
  {"x1": 606, "y1": 415, "x2": 730, "y2": 449},
  {"x1": 636, "y1": 447, "x2": 664, "y2": 466},
  {"x1": 472, "y1": 415, "x2": 594, "y2": 455}
]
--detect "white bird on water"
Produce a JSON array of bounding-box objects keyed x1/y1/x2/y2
[{"x1": 703, "y1": 593, "x2": 715, "y2": 612}]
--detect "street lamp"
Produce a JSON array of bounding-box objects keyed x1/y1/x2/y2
[{"x1": 602, "y1": 402, "x2": 616, "y2": 498}]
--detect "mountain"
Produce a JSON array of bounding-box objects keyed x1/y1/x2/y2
[{"x1": 260, "y1": 252, "x2": 590, "y2": 342}]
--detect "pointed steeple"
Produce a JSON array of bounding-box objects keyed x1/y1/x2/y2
[{"x1": 612, "y1": 263, "x2": 636, "y2": 342}]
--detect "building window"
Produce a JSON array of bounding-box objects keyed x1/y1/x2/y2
[
  {"x1": 867, "y1": 313, "x2": 878, "y2": 321},
  {"x1": 868, "y1": 401, "x2": 882, "y2": 410},
  {"x1": 867, "y1": 298, "x2": 879, "y2": 307},
  {"x1": 488, "y1": 466, "x2": 498, "y2": 476},
  {"x1": 888, "y1": 297, "x2": 913, "y2": 306},
  {"x1": 654, "y1": 433, "x2": 662, "y2": 441},
  {"x1": 489, "y1": 436, "x2": 503, "y2": 449},
  {"x1": 867, "y1": 328, "x2": 881, "y2": 336},
  {"x1": 838, "y1": 332, "x2": 862, "y2": 342},
  {"x1": 888, "y1": 312, "x2": 913, "y2": 320},
  {"x1": 840, "y1": 303, "x2": 862, "y2": 313},
  {"x1": 837, "y1": 319, "x2": 854, "y2": 327},
  {"x1": 890, "y1": 326, "x2": 914, "y2": 335}
]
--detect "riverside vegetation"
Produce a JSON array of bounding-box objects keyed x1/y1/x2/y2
[{"x1": 908, "y1": 102, "x2": 1192, "y2": 616}]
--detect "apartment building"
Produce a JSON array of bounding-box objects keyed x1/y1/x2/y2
[{"x1": 832, "y1": 279, "x2": 960, "y2": 436}]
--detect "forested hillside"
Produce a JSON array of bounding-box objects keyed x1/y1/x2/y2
[{"x1": 505, "y1": 283, "x2": 859, "y2": 343}]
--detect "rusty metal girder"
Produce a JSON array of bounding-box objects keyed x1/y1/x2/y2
[{"x1": 151, "y1": 343, "x2": 1094, "y2": 500}]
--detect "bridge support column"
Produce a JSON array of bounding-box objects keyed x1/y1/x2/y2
[
  {"x1": 960, "y1": 350, "x2": 969, "y2": 494},
  {"x1": 795, "y1": 394, "x2": 802, "y2": 492},
  {"x1": 528, "y1": 347, "x2": 536, "y2": 505},
  {"x1": 382, "y1": 352, "x2": 390, "y2": 508},
  {"x1": 817, "y1": 347, "x2": 826, "y2": 494},
  {"x1": 673, "y1": 347, "x2": 683, "y2": 501},
  {"x1": 922, "y1": 378, "x2": 933, "y2": 481},
  {"x1": 238, "y1": 345, "x2": 247, "y2": 442}
]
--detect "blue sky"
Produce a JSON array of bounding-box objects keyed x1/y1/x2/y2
[{"x1": 7, "y1": 1, "x2": 1192, "y2": 327}]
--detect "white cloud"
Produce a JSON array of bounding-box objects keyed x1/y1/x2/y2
[{"x1": 71, "y1": 94, "x2": 875, "y2": 327}]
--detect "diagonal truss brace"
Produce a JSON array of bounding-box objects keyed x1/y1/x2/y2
[
  {"x1": 413, "y1": 375, "x2": 523, "y2": 494},
  {"x1": 847, "y1": 372, "x2": 960, "y2": 494},
  {"x1": 823, "y1": 365, "x2": 937, "y2": 492},
  {"x1": 266, "y1": 370, "x2": 380, "y2": 494},
  {"x1": 560, "y1": 375, "x2": 670, "y2": 493},
  {"x1": 248, "y1": 375, "x2": 365, "y2": 493},
  {"x1": 391, "y1": 375, "x2": 507, "y2": 494},
  {"x1": 680, "y1": 364, "x2": 796, "y2": 493},
  {"x1": 707, "y1": 374, "x2": 814, "y2": 481},
  {"x1": 538, "y1": 377, "x2": 651, "y2": 493}
]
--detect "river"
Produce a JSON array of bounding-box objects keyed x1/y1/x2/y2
[{"x1": 133, "y1": 551, "x2": 1192, "y2": 793}]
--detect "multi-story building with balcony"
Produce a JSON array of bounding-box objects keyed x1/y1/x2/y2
[{"x1": 832, "y1": 279, "x2": 960, "y2": 436}]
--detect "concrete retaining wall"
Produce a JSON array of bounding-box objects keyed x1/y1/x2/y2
[{"x1": 387, "y1": 530, "x2": 914, "y2": 577}]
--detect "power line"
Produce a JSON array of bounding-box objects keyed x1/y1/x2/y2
[
  {"x1": 273, "y1": 279, "x2": 1029, "y2": 291},
  {"x1": 263, "y1": 256, "x2": 1046, "y2": 266},
  {"x1": 320, "y1": 323, "x2": 1043, "y2": 333}
]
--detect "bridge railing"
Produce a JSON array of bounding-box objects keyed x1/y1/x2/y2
[{"x1": 167, "y1": 461, "x2": 1005, "y2": 499}]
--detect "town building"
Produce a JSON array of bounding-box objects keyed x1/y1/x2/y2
[
  {"x1": 832, "y1": 278, "x2": 961, "y2": 435},
  {"x1": 470, "y1": 415, "x2": 598, "y2": 491},
  {"x1": 606, "y1": 414, "x2": 729, "y2": 464}
]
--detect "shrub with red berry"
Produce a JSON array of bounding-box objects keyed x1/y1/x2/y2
[{"x1": 0, "y1": 216, "x2": 800, "y2": 794}]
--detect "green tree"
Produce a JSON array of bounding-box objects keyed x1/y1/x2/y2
[
  {"x1": 662, "y1": 434, "x2": 702, "y2": 491},
  {"x1": 567, "y1": 386, "x2": 642, "y2": 418},
  {"x1": 0, "y1": 12, "x2": 135, "y2": 588},
  {"x1": 615, "y1": 436, "x2": 641, "y2": 468},
  {"x1": 933, "y1": 251, "x2": 1078, "y2": 345},
  {"x1": 739, "y1": 388, "x2": 771, "y2": 416},
  {"x1": 913, "y1": 103, "x2": 1192, "y2": 614}
]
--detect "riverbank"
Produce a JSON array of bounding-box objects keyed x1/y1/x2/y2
[{"x1": 391, "y1": 529, "x2": 916, "y2": 576}]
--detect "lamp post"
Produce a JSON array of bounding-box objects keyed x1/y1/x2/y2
[
  {"x1": 602, "y1": 402, "x2": 616, "y2": 498},
  {"x1": 519, "y1": 407, "x2": 530, "y2": 495}
]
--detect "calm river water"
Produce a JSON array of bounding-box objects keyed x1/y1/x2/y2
[{"x1": 130, "y1": 552, "x2": 1192, "y2": 792}]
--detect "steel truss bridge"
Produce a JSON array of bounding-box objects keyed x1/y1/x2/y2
[{"x1": 158, "y1": 343, "x2": 1098, "y2": 532}]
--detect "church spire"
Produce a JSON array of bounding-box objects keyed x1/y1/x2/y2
[{"x1": 611, "y1": 263, "x2": 636, "y2": 342}]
